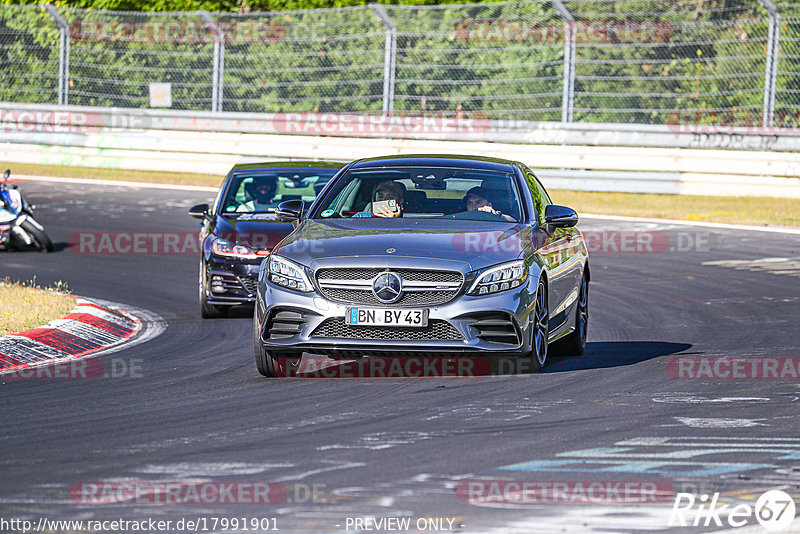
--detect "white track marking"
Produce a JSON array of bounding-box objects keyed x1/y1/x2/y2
[
  {"x1": 703, "y1": 257, "x2": 800, "y2": 277},
  {"x1": 581, "y1": 213, "x2": 800, "y2": 235},
  {"x1": 674, "y1": 417, "x2": 768, "y2": 428}
]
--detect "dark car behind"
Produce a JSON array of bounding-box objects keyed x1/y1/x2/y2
[{"x1": 189, "y1": 161, "x2": 343, "y2": 318}]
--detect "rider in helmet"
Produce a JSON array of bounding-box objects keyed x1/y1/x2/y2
[{"x1": 237, "y1": 175, "x2": 279, "y2": 212}]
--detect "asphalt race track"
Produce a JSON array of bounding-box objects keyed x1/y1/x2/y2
[{"x1": 1, "y1": 179, "x2": 799, "y2": 533}]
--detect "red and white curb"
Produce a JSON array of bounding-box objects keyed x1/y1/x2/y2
[{"x1": 0, "y1": 297, "x2": 165, "y2": 375}]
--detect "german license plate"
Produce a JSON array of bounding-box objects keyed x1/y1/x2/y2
[{"x1": 346, "y1": 307, "x2": 428, "y2": 327}]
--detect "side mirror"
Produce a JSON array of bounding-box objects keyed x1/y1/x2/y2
[
  {"x1": 276, "y1": 199, "x2": 304, "y2": 223},
  {"x1": 188, "y1": 203, "x2": 210, "y2": 220},
  {"x1": 545, "y1": 204, "x2": 579, "y2": 228},
  {"x1": 3, "y1": 170, "x2": 9, "y2": 180}
]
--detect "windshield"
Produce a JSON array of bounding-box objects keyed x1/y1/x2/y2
[
  {"x1": 220, "y1": 169, "x2": 339, "y2": 215},
  {"x1": 311, "y1": 166, "x2": 523, "y2": 222}
]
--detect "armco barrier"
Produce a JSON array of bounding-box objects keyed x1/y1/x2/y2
[{"x1": 1, "y1": 104, "x2": 799, "y2": 198}]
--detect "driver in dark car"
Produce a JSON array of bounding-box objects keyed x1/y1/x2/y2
[
  {"x1": 463, "y1": 186, "x2": 515, "y2": 221},
  {"x1": 237, "y1": 175, "x2": 278, "y2": 212}
]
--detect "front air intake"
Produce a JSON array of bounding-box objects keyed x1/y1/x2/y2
[
  {"x1": 466, "y1": 313, "x2": 521, "y2": 346},
  {"x1": 265, "y1": 309, "x2": 306, "y2": 340}
]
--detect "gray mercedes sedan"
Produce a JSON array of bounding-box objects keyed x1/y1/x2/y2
[{"x1": 254, "y1": 155, "x2": 589, "y2": 377}]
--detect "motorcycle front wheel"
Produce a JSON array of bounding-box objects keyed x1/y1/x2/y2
[{"x1": 20, "y1": 219, "x2": 53, "y2": 252}]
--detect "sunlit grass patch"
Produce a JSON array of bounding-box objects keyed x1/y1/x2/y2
[{"x1": 0, "y1": 278, "x2": 76, "y2": 336}]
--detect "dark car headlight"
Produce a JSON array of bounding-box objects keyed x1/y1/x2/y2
[
  {"x1": 468, "y1": 260, "x2": 527, "y2": 296},
  {"x1": 268, "y1": 255, "x2": 313, "y2": 292},
  {"x1": 211, "y1": 237, "x2": 265, "y2": 260}
]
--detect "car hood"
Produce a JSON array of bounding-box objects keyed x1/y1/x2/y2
[
  {"x1": 214, "y1": 215, "x2": 295, "y2": 251},
  {"x1": 274, "y1": 218, "x2": 530, "y2": 274}
]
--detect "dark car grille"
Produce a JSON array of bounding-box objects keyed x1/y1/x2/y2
[
  {"x1": 315, "y1": 268, "x2": 463, "y2": 306},
  {"x1": 237, "y1": 275, "x2": 258, "y2": 296},
  {"x1": 311, "y1": 318, "x2": 463, "y2": 341}
]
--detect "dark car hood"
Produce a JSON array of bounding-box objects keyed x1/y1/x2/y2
[
  {"x1": 274, "y1": 218, "x2": 530, "y2": 273},
  {"x1": 214, "y1": 215, "x2": 295, "y2": 250}
]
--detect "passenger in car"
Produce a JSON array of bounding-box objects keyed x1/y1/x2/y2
[{"x1": 353, "y1": 181, "x2": 405, "y2": 218}]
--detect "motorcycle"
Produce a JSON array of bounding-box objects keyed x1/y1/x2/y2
[{"x1": 0, "y1": 169, "x2": 53, "y2": 252}]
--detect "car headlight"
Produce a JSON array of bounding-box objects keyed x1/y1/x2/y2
[
  {"x1": 268, "y1": 255, "x2": 313, "y2": 292},
  {"x1": 211, "y1": 238, "x2": 265, "y2": 260},
  {"x1": 468, "y1": 260, "x2": 527, "y2": 296}
]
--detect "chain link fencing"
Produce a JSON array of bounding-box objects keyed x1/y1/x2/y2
[
  {"x1": 776, "y1": 0, "x2": 800, "y2": 119},
  {"x1": 0, "y1": 0, "x2": 797, "y2": 128},
  {"x1": 0, "y1": 5, "x2": 60, "y2": 105},
  {"x1": 217, "y1": 7, "x2": 386, "y2": 113}
]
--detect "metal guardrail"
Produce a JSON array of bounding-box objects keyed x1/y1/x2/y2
[
  {"x1": 4, "y1": 103, "x2": 800, "y2": 151},
  {"x1": 1, "y1": 104, "x2": 799, "y2": 198}
]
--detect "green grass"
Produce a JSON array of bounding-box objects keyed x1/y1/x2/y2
[
  {"x1": 4, "y1": 162, "x2": 798, "y2": 227},
  {"x1": 2, "y1": 162, "x2": 224, "y2": 188},
  {"x1": 550, "y1": 190, "x2": 800, "y2": 227},
  {"x1": 0, "y1": 278, "x2": 75, "y2": 336}
]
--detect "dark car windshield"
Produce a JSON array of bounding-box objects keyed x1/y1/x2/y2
[
  {"x1": 220, "y1": 169, "x2": 339, "y2": 215},
  {"x1": 311, "y1": 166, "x2": 523, "y2": 222}
]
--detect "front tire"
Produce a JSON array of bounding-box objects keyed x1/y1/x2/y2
[
  {"x1": 517, "y1": 279, "x2": 548, "y2": 374},
  {"x1": 552, "y1": 272, "x2": 588, "y2": 357},
  {"x1": 253, "y1": 311, "x2": 301, "y2": 377},
  {"x1": 199, "y1": 262, "x2": 228, "y2": 319},
  {"x1": 20, "y1": 220, "x2": 53, "y2": 252}
]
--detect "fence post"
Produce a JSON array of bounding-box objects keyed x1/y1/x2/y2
[
  {"x1": 370, "y1": 4, "x2": 396, "y2": 115},
  {"x1": 44, "y1": 5, "x2": 69, "y2": 106},
  {"x1": 550, "y1": 0, "x2": 575, "y2": 122},
  {"x1": 760, "y1": 0, "x2": 780, "y2": 129},
  {"x1": 199, "y1": 11, "x2": 224, "y2": 113}
]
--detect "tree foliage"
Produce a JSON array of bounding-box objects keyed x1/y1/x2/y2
[{"x1": 0, "y1": 0, "x2": 791, "y2": 126}]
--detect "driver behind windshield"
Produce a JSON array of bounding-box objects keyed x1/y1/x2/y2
[
  {"x1": 463, "y1": 186, "x2": 515, "y2": 222},
  {"x1": 237, "y1": 175, "x2": 278, "y2": 212},
  {"x1": 353, "y1": 180, "x2": 404, "y2": 218}
]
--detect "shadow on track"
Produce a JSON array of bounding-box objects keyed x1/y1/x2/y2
[{"x1": 546, "y1": 341, "x2": 693, "y2": 372}]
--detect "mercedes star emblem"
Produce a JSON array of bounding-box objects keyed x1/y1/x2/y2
[{"x1": 372, "y1": 272, "x2": 403, "y2": 304}]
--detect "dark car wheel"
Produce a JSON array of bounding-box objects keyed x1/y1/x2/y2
[
  {"x1": 253, "y1": 312, "x2": 301, "y2": 377},
  {"x1": 552, "y1": 271, "x2": 589, "y2": 357},
  {"x1": 199, "y1": 262, "x2": 228, "y2": 319},
  {"x1": 518, "y1": 280, "x2": 548, "y2": 374}
]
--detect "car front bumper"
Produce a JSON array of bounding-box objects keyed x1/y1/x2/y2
[
  {"x1": 255, "y1": 274, "x2": 538, "y2": 357},
  {"x1": 203, "y1": 255, "x2": 262, "y2": 305}
]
